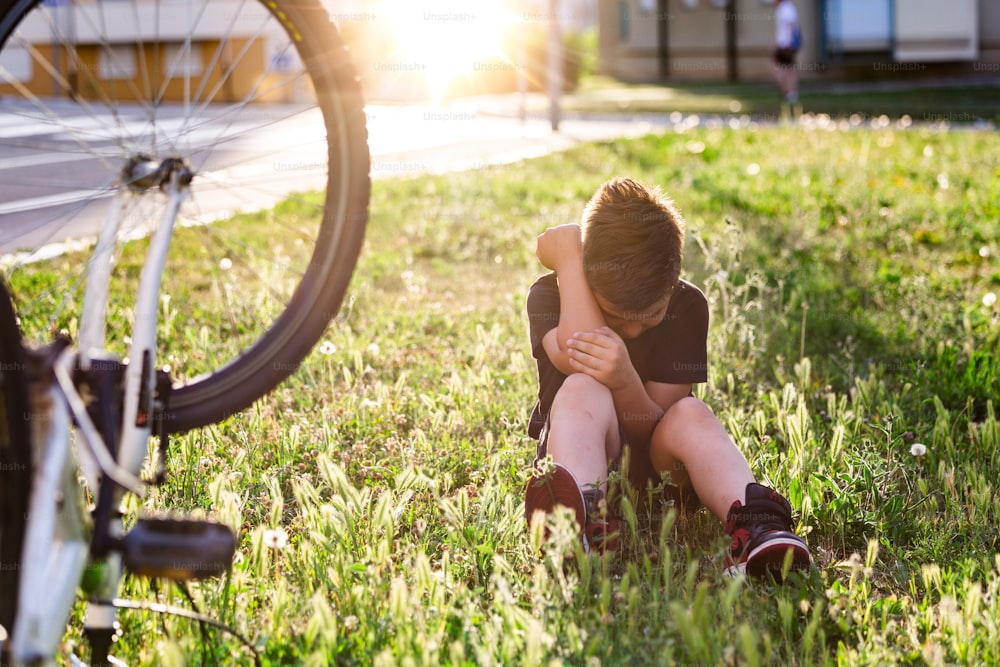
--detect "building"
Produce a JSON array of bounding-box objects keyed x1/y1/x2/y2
[
  {"x1": 598, "y1": 0, "x2": 1000, "y2": 82},
  {"x1": 0, "y1": 0, "x2": 307, "y2": 103},
  {"x1": 0, "y1": 0, "x2": 604, "y2": 104}
]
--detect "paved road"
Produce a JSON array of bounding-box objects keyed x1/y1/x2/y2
[
  {"x1": 0, "y1": 98, "x2": 661, "y2": 257},
  {"x1": 366, "y1": 100, "x2": 663, "y2": 176}
]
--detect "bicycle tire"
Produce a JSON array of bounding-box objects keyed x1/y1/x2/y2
[
  {"x1": 0, "y1": 277, "x2": 31, "y2": 647},
  {"x1": 0, "y1": 0, "x2": 369, "y2": 433}
]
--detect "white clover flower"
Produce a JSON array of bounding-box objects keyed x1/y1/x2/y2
[
  {"x1": 910, "y1": 443, "x2": 927, "y2": 457},
  {"x1": 984, "y1": 292, "x2": 997, "y2": 308},
  {"x1": 686, "y1": 140, "x2": 706, "y2": 154},
  {"x1": 319, "y1": 341, "x2": 337, "y2": 356}
]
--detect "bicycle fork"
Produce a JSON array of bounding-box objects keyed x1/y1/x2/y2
[{"x1": 77, "y1": 162, "x2": 235, "y2": 665}]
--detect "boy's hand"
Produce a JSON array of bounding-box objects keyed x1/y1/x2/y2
[
  {"x1": 536, "y1": 224, "x2": 583, "y2": 272},
  {"x1": 566, "y1": 327, "x2": 639, "y2": 391}
]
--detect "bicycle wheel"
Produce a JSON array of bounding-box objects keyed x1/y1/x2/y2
[
  {"x1": 0, "y1": 277, "x2": 31, "y2": 645},
  {"x1": 0, "y1": 0, "x2": 369, "y2": 433}
]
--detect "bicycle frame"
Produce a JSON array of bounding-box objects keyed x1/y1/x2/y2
[{"x1": 7, "y1": 173, "x2": 188, "y2": 666}]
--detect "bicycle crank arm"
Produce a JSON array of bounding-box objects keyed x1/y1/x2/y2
[{"x1": 119, "y1": 517, "x2": 236, "y2": 581}]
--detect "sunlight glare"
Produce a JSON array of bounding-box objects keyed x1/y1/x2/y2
[{"x1": 379, "y1": 0, "x2": 514, "y2": 102}]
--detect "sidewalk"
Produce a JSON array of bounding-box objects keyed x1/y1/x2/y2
[{"x1": 365, "y1": 99, "x2": 665, "y2": 179}]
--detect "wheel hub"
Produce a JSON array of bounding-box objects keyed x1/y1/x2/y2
[{"x1": 123, "y1": 155, "x2": 194, "y2": 193}]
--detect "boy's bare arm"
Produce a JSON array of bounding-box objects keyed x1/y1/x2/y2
[
  {"x1": 566, "y1": 327, "x2": 690, "y2": 443},
  {"x1": 605, "y1": 379, "x2": 691, "y2": 444},
  {"x1": 536, "y1": 224, "x2": 606, "y2": 374}
]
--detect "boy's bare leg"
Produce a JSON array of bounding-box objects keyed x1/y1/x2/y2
[
  {"x1": 546, "y1": 374, "x2": 622, "y2": 494},
  {"x1": 648, "y1": 396, "x2": 755, "y2": 520},
  {"x1": 647, "y1": 396, "x2": 810, "y2": 578},
  {"x1": 772, "y1": 62, "x2": 784, "y2": 97}
]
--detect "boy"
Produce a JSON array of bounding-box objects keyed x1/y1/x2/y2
[
  {"x1": 772, "y1": 0, "x2": 800, "y2": 108},
  {"x1": 523, "y1": 177, "x2": 810, "y2": 579}
]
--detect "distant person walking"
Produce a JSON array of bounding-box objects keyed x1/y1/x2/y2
[{"x1": 772, "y1": 0, "x2": 800, "y2": 108}]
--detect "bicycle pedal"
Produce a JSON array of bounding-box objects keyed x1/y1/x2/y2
[{"x1": 120, "y1": 517, "x2": 236, "y2": 581}]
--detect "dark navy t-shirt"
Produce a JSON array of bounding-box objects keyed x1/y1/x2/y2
[{"x1": 526, "y1": 273, "x2": 709, "y2": 438}]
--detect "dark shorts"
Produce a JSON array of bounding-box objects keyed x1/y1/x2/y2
[
  {"x1": 531, "y1": 410, "x2": 701, "y2": 510},
  {"x1": 774, "y1": 47, "x2": 797, "y2": 66}
]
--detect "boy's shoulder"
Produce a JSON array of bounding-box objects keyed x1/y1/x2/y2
[
  {"x1": 670, "y1": 279, "x2": 707, "y2": 310},
  {"x1": 527, "y1": 272, "x2": 559, "y2": 304},
  {"x1": 529, "y1": 271, "x2": 557, "y2": 289},
  {"x1": 528, "y1": 273, "x2": 706, "y2": 315}
]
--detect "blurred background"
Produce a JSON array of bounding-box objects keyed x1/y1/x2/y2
[{"x1": 334, "y1": 0, "x2": 998, "y2": 103}]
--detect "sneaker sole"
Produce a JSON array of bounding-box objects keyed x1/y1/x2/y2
[
  {"x1": 745, "y1": 535, "x2": 812, "y2": 579},
  {"x1": 524, "y1": 463, "x2": 587, "y2": 541}
]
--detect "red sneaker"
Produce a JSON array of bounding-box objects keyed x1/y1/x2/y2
[
  {"x1": 524, "y1": 462, "x2": 588, "y2": 548},
  {"x1": 582, "y1": 488, "x2": 620, "y2": 554},
  {"x1": 724, "y1": 483, "x2": 811, "y2": 580}
]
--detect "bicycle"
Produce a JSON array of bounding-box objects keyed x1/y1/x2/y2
[{"x1": 0, "y1": 0, "x2": 370, "y2": 662}]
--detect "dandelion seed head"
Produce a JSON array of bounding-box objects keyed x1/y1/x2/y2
[{"x1": 263, "y1": 527, "x2": 289, "y2": 549}]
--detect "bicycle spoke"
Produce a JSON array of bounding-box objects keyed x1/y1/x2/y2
[
  {"x1": 1, "y1": 56, "x2": 122, "y2": 172},
  {"x1": 185, "y1": 0, "x2": 251, "y2": 113},
  {"x1": 1, "y1": 0, "x2": 368, "y2": 430},
  {"x1": 30, "y1": 4, "x2": 149, "y2": 155}
]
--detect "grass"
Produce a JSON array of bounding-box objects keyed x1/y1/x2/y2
[
  {"x1": 557, "y1": 75, "x2": 1000, "y2": 123},
  {"x1": 10, "y1": 120, "x2": 1000, "y2": 665}
]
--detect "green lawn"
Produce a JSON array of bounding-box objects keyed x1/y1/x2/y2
[
  {"x1": 561, "y1": 75, "x2": 1000, "y2": 123},
  {"x1": 16, "y1": 122, "x2": 1000, "y2": 664}
]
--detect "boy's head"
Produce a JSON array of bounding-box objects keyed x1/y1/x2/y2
[{"x1": 580, "y1": 177, "x2": 685, "y2": 336}]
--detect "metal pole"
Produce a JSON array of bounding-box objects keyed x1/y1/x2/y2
[
  {"x1": 547, "y1": 0, "x2": 561, "y2": 131},
  {"x1": 658, "y1": 0, "x2": 670, "y2": 81},
  {"x1": 725, "y1": 0, "x2": 738, "y2": 82},
  {"x1": 50, "y1": 0, "x2": 59, "y2": 97}
]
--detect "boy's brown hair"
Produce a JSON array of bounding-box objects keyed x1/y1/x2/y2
[{"x1": 580, "y1": 177, "x2": 685, "y2": 312}]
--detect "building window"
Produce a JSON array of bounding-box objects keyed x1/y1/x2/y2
[
  {"x1": 0, "y1": 47, "x2": 31, "y2": 83},
  {"x1": 825, "y1": 0, "x2": 892, "y2": 53},
  {"x1": 98, "y1": 45, "x2": 136, "y2": 80},
  {"x1": 824, "y1": 0, "x2": 977, "y2": 61},
  {"x1": 618, "y1": 0, "x2": 630, "y2": 41},
  {"x1": 163, "y1": 43, "x2": 203, "y2": 78}
]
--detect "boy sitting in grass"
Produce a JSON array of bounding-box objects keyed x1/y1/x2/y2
[{"x1": 524, "y1": 177, "x2": 811, "y2": 579}]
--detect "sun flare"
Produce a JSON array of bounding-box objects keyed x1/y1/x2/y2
[{"x1": 378, "y1": 0, "x2": 515, "y2": 102}]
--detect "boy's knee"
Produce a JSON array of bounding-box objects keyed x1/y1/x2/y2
[
  {"x1": 656, "y1": 396, "x2": 715, "y2": 434},
  {"x1": 669, "y1": 395, "x2": 709, "y2": 415},
  {"x1": 650, "y1": 397, "x2": 715, "y2": 473},
  {"x1": 552, "y1": 373, "x2": 613, "y2": 410}
]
